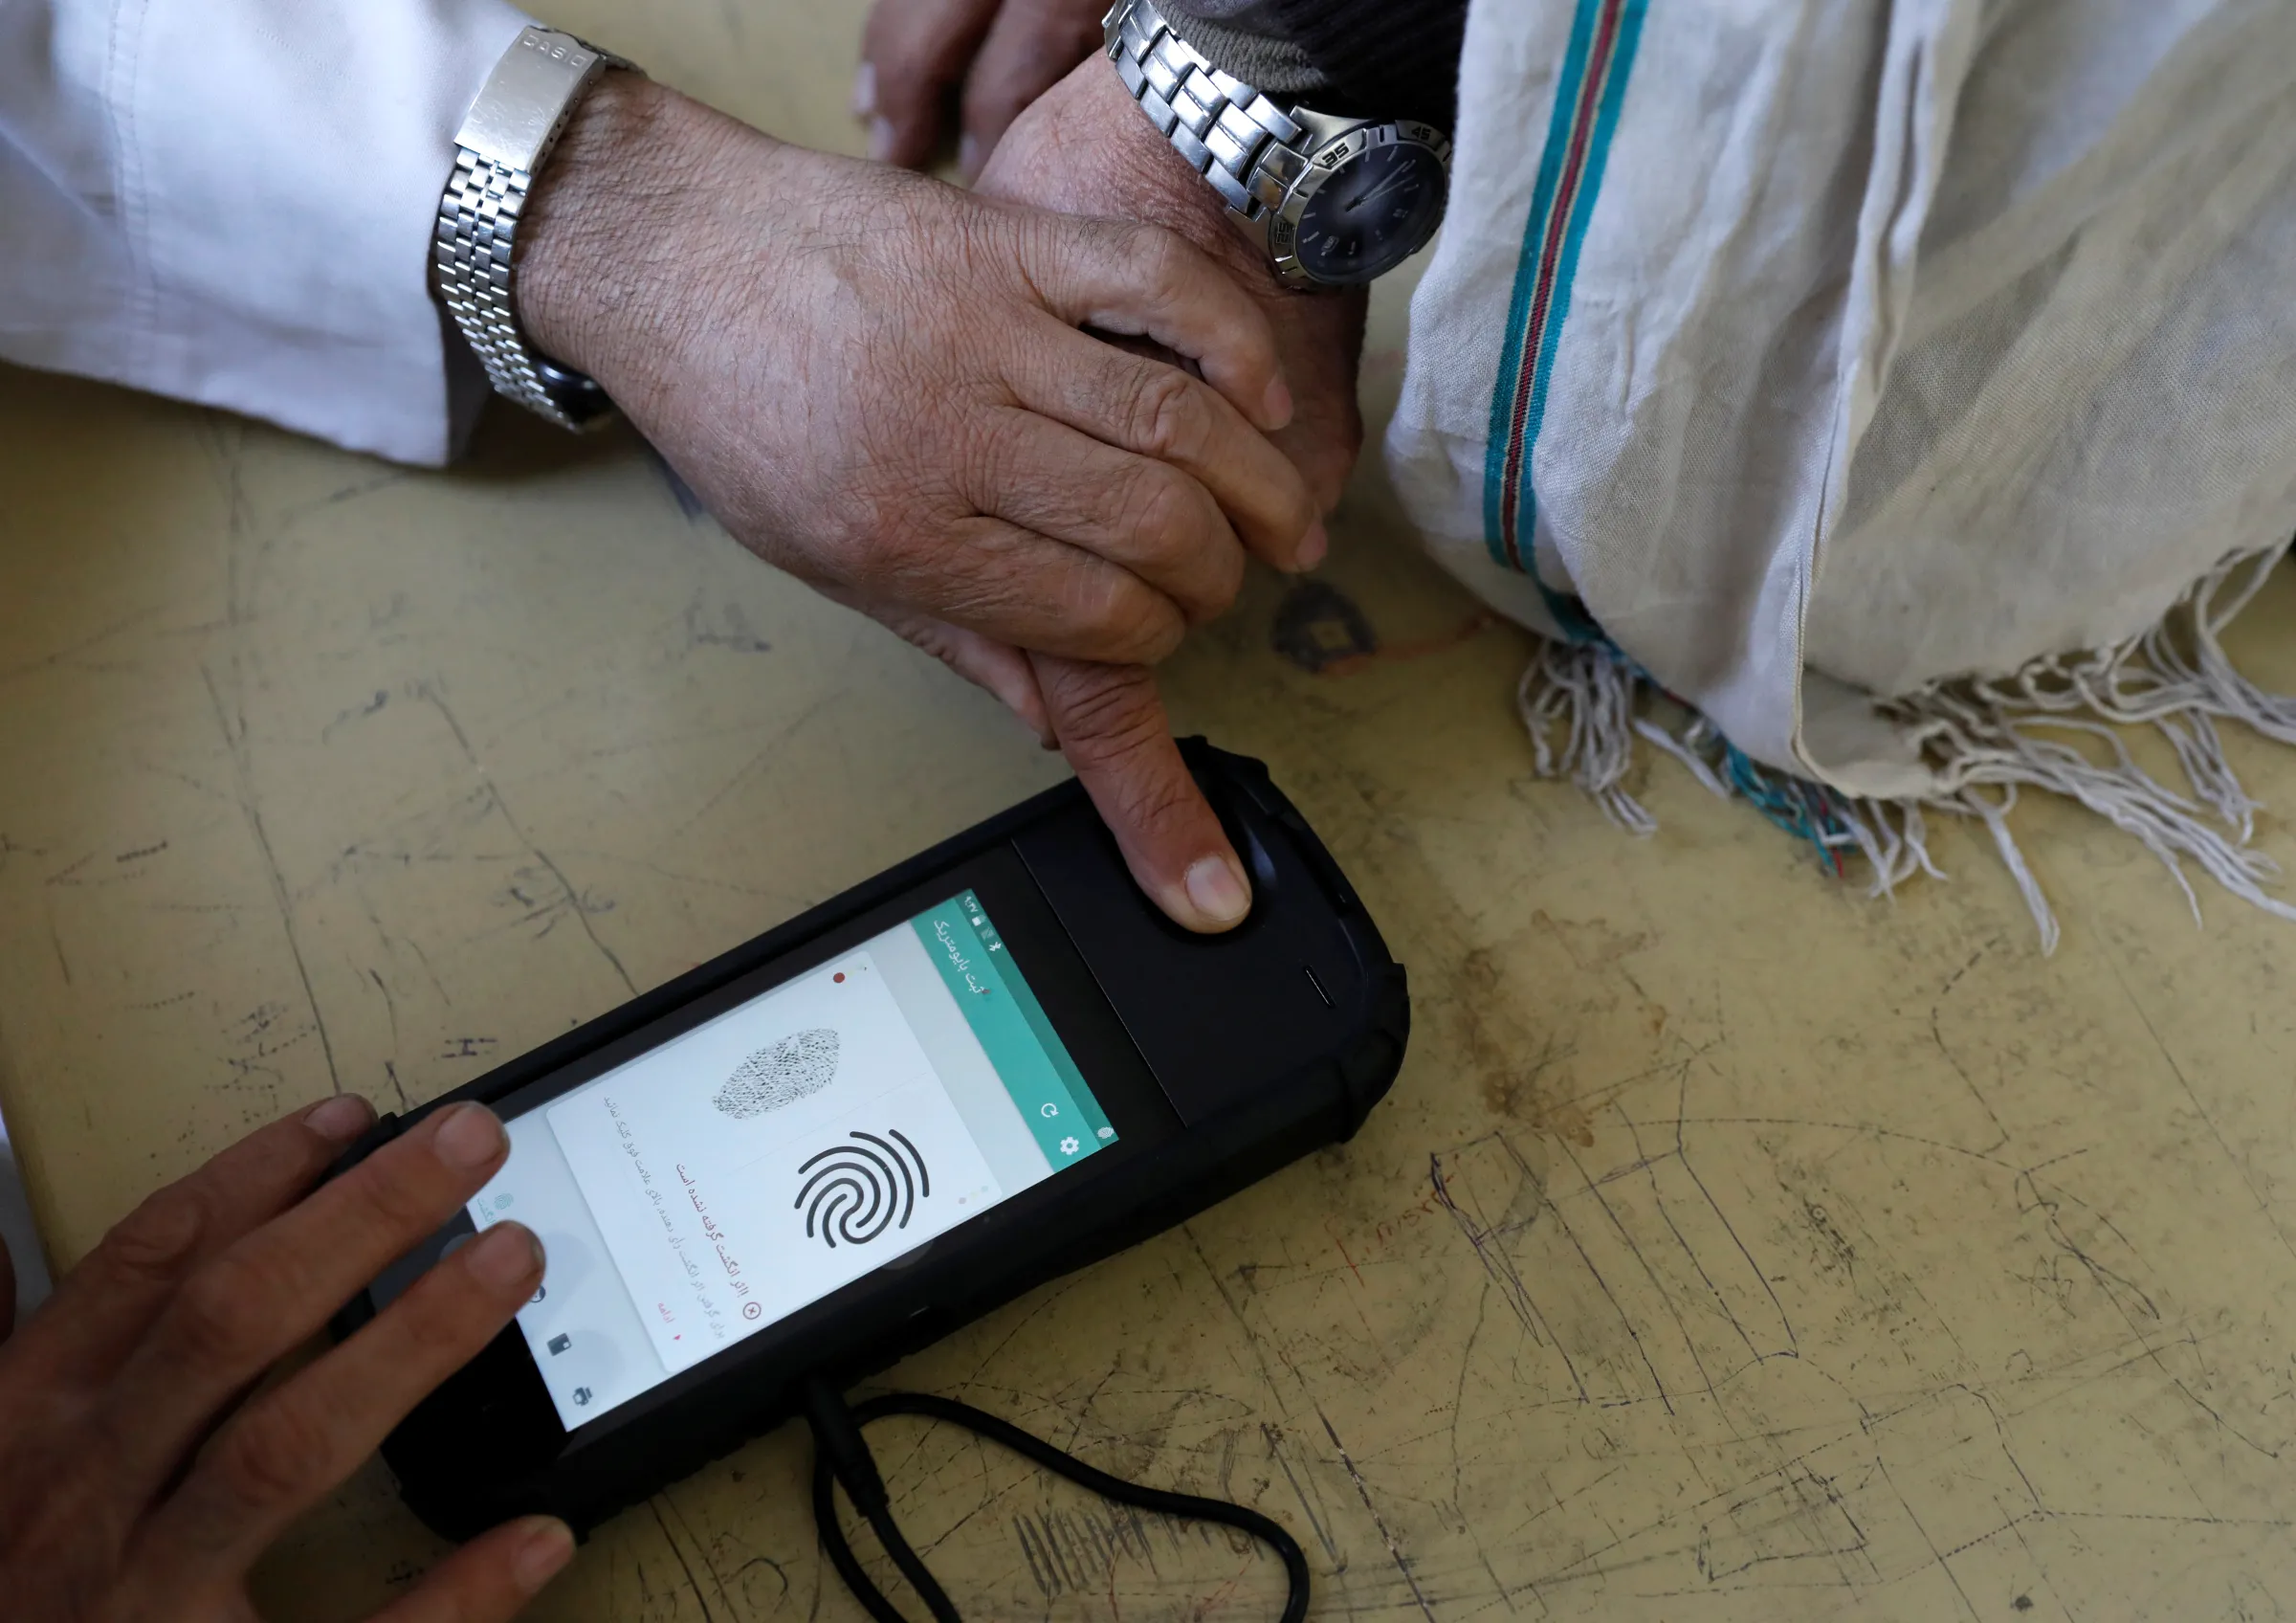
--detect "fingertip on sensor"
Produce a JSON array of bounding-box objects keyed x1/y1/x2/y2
[{"x1": 1183, "y1": 854, "x2": 1252, "y2": 929}]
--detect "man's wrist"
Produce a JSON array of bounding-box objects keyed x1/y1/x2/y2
[
  {"x1": 514, "y1": 73, "x2": 745, "y2": 405},
  {"x1": 1061, "y1": 56, "x2": 1291, "y2": 294}
]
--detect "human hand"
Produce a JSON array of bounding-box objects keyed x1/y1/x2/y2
[
  {"x1": 978, "y1": 56, "x2": 1371, "y2": 509},
  {"x1": 0, "y1": 1095, "x2": 569, "y2": 1622},
  {"x1": 956, "y1": 56, "x2": 1372, "y2": 928},
  {"x1": 855, "y1": 0, "x2": 1110, "y2": 179},
  {"x1": 519, "y1": 76, "x2": 1323, "y2": 929}
]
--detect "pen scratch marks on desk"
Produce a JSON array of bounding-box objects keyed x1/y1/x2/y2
[
  {"x1": 1010, "y1": 1499, "x2": 1265, "y2": 1607},
  {"x1": 0, "y1": 602, "x2": 169, "y2": 689},
  {"x1": 959, "y1": 1278, "x2": 1085, "y2": 1393},
  {"x1": 1872, "y1": 1457, "x2": 1984, "y2": 1622},
  {"x1": 1446, "y1": 1279, "x2": 1490, "y2": 1504},
  {"x1": 1183, "y1": 1224, "x2": 1294, "y2": 1413},
  {"x1": 670, "y1": 693, "x2": 840, "y2": 843},
  {"x1": 42, "y1": 852, "x2": 95, "y2": 887},
  {"x1": 1433, "y1": 1137, "x2": 1582, "y2": 1402},
  {"x1": 201, "y1": 663, "x2": 344, "y2": 1098},
  {"x1": 320, "y1": 689, "x2": 390, "y2": 743},
  {"x1": 1320, "y1": 1406, "x2": 1441, "y2": 1620},
  {"x1": 0, "y1": 833, "x2": 46, "y2": 882},
  {"x1": 1434, "y1": 1100, "x2": 1802, "y2": 1426},
  {"x1": 415, "y1": 683, "x2": 638, "y2": 998},
  {"x1": 2108, "y1": 946, "x2": 2296, "y2": 1275},
  {"x1": 648, "y1": 1495, "x2": 729, "y2": 1622},
  {"x1": 2020, "y1": 1163, "x2": 2292, "y2": 1462},
  {"x1": 47, "y1": 910, "x2": 72, "y2": 987},
  {"x1": 1692, "y1": 1460, "x2": 1868, "y2": 1583},
  {"x1": 362, "y1": 971, "x2": 414, "y2": 1111},
  {"x1": 316, "y1": 470, "x2": 407, "y2": 509},
  {"x1": 681, "y1": 592, "x2": 773, "y2": 656},
  {"x1": 730, "y1": 1546, "x2": 793, "y2": 1615},
  {"x1": 1265, "y1": 1423, "x2": 1341, "y2": 1566}
]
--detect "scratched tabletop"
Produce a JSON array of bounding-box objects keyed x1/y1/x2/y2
[{"x1": 10, "y1": 6, "x2": 2296, "y2": 1620}]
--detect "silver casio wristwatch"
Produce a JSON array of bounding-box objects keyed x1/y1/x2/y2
[
  {"x1": 435, "y1": 27, "x2": 639, "y2": 432},
  {"x1": 1103, "y1": 0, "x2": 1452, "y2": 289}
]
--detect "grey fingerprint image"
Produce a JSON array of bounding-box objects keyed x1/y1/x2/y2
[
  {"x1": 713, "y1": 1028, "x2": 839, "y2": 1120},
  {"x1": 795, "y1": 1130, "x2": 931, "y2": 1249}
]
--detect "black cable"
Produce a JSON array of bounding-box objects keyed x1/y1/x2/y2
[
  {"x1": 803, "y1": 1379, "x2": 963, "y2": 1623},
  {"x1": 801, "y1": 1379, "x2": 1312, "y2": 1623}
]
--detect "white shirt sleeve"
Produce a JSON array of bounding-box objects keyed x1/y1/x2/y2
[{"x1": 1, "y1": 0, "x2": 537, "y2": 466}]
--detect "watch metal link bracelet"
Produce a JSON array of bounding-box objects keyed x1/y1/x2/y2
[
  {"x1": 436, "y1": 27, "x2": 638, "y2": 432},
  {"x1": 1102, "y1": 0, "x2": 1452, "y2": 288}
]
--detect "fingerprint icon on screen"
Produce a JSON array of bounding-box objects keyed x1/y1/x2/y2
[
  {"x1": 795, "y1": 1130, "x2": 932, "y2": 1249},
  {"x1": 714, "y1": 1028, "x2": 839, "y2": 1121}
]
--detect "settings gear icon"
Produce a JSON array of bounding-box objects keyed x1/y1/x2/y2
[{"x1": 1058, "y1": 1136, "x2": 1080, "y2": 1156}]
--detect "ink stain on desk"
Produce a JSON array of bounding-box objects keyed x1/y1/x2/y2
[
  {"x1": 1271, "y1": 577, "x2": 1492, "y2": 677},
  {"x1": 1273, "y1": 580, "x2": 1379, "y2": 674},
  {"x1": 681, "y1": 594, "x2": 772, "y2": 655}
]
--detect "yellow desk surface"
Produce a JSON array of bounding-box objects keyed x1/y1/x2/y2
[{"x1": 9, "y1": 5, "x2": 2296, "y2": 1619}]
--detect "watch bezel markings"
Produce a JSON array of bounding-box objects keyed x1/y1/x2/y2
[
  {"x1": 1266, "y1": 121, "x2": 1452, "y2": 289},
  {"x1": 1102, "y1": 0, "x2": 1452, "y2": 290}
]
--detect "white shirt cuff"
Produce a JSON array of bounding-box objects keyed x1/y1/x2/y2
[{"x1": 1, "y1": 0, "x2": 540, "y2": 466}]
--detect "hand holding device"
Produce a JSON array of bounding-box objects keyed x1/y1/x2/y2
[
  {"x1": 964, "y1": 57, "x2": 1375, "y2": 920},
  {"x1": 445, "y1": 35, "x2": 1325, "y2": 930},
  {"x1": 515, "y1": 71, "x2": 1322, "y2": 929},
  {"x1": 335, "y1": 744, "x2": 1406, "y2": 1619},
  {"x1": 0, "y1": 1096, "x2": 573, "y2": 1623}
]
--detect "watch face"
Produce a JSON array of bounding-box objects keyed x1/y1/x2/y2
[{"x1": 1292, "y1": 137, "x2": 1448, "y2": 285}]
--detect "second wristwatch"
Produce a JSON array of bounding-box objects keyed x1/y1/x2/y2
[{"x1": 1103, "y1": 0, "x2": 1453, "y2": 289}]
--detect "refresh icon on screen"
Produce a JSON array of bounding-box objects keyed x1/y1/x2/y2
[{"x1": 1039, "y1": 1103, "x2": 1058, "y2": 1118}]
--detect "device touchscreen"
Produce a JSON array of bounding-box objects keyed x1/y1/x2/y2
[{"x1": 462, "y1": 890, "x2": 1118, "y2": 1429}]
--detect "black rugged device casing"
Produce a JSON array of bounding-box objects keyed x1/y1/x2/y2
[{"x1": 327, "y1": 741, "x2": 1408, "y2": 1539}]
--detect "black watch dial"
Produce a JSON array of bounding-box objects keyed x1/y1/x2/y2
[{"x1": 1292, "y1": 137, "x2": 1449, "y2": 285}]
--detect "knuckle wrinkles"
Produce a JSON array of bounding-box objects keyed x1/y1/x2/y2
[
  {"x1": 967, "y1": 418, "x2": 1030, "y2": 504},
  {"x1": 211, "y1": 1397, "x2": 335, "y2": 1513},
  {"x1": 347, "y1": 1160, "x2": 444, "y2": 1239},
  {"x1": 1115, "y1": 759, "x2": 1202, "y2": 831},
  {"x1": 1135, "y1": 227, "x2": 1191, "y2": 302},
  {"x1": 1061, "y1": 715, "x2": 1197, "y2": 834},
  {"x1": 1117, "y1": 466, "x2": 1193, "y2": 556},
  {"x1": 103, "y1": 1188, "x2": 206, "y2": 1281},
  {"x1": 1076, "y1": 598, "x2": 1145, "y2": 656},
  {"x1": 1051, "y1": 670, "x2": 1166, "y2": 755},
  {"x1": 891, "y1": 519, "x2": 1012, "y2": 611},
  {"x1": 1124, "y1": 367, "x2": 1203, "y2": 462},
  {"x1": 1067, "y1": 571, "x2": 1162, "y2": 655},
  {"x1": 169, "y1": 1256, "x2": 282, "y2": 1371},
  {"x1": 1115, "y1": 481, "x2": 1234, "y2": 624}
]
